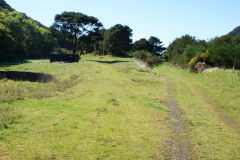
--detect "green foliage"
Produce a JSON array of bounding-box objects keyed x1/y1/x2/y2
[
  {"x1": 103, "y1": 24, "x2": 132, "y2": 56},
  {"x1": 208, "y1": 35, "x2": 240, "y2": 69},
  {"x1": 188, "y1": 50, "x2": 210, "y2": 72},
  {"x1": 133, "y1": 38, "x2": 151, "y2": 51},
  {"x1": 134, "y1": 50, "x2": 161, "y2": 66},
  {"x1": 0, "y1": 0, "x2": 13, "y2": 11},
  {"x1": 166, "y1": 35, "x2": 197, "y2": 64},
  {"x1": 0, "y1": 9, "x2": 56, "y2": 62},
  {"x1": 178, "y1": 44, "x2": 207, "y2": 68},
  {"x1": 148, "y1": 36, "x2": 166, "y2": 54},
  {"x1": 166, "y1": 34, "x2": 240, "y2": 69},
  {"x1": 52, "y1": 12, "x2": 103, "y2": 54},
  {"x1": 133, "y1": 36, "x2": 166, "y2": 55}
]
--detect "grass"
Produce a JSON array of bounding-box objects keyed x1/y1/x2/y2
[
  {"x1": 144, "y1": 103, "x2": 171, "y2": 112},
  {"x1": 0, "y1": 56, "x2": 239, "y2": 159},
  {"x1": 0, "y1": 55, "x2": 170, "y2": 159},
  {"x1": 154, "y1": 64, "x2": 240, "y2": 160}
]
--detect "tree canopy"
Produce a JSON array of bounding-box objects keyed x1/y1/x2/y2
[
  {"x1": 52, "y1": 12, "x2": 103, "y2": 54},
  {"x1": 133, "y1": 36, "x2": 166, "y2": 55},
  {"x1": 103, "y1": 24, "x2": 132, "y2": 56},
  {"x1": 0, "y1": 8, "x2": 56, "y2": 62}
]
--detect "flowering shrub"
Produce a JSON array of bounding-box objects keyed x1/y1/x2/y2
[{"x1": 189, "y1": 50, "x2": 210, "y2": 72}]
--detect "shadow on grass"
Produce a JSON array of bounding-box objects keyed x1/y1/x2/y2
[
  {"x1": 0, "y1": 60, "x2": 29, "y2": 68},
  {"x1": 85, "y1": 60, "x2": 131, "y2": 64}
]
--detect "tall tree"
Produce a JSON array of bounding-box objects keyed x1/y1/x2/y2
[
  {"x1": 103, "y1": 24, "x2": 132, "y2": 56},
  {"x1": 148, "y1": 36, "x2": 166, "y2": 55},
  {"x1": 52, "y1": 12, "x2": 103, "y2": 54},
  {"x1": 166, "y1": 35, "x2": 197, "y2": 64},
  {"x1": 133, "y1": 38, "x2": 151, "y2": 52}
]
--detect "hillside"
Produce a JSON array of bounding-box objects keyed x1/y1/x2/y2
[
  {"x1": 0, "y1": 1, "x2": 55, "y2": 62},
  {"x1": 0, "y1": 0, "x2": 46, "y2": 28},
  {"x1": 0, "y1": 0, "x2": 13, "y2": 11},
  {"x1": 228, "y1": 26, "x2": 240, "y2": 37}
]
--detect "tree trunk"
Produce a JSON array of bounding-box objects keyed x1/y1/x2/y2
[
  {"x1": 233, "y1": 58, "x2": 237, "y2": 71},
  {"x1": 72, "y1": 34, "x2": 77, "y2": 54}
]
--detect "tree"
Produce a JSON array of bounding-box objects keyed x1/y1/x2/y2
[
  {"x1": 208, "y1": 36, "x2": 240, "y2": 69},
  {"x1": 103, "y1": 24, "x2": 132, "y2": 56},
  {"x1": 148, "y1": 36, "x2": 166, "y2": 55},
  {"x1": 0, "y1": 8, "x2": 56, "y2": 62},
  {"x1": 0, "y1": 23, "x2": 16, "y2": 62},
  {"x1": 133, "y1": 36, "x2": 166, "y2": 55},
  {"x1": 166, "y1": 35, "x2": 197, "y2": 64},
  {"x1": 53, "y1": 12, "x2": 103, "y2": 54},
  {"x1": 133, "y1": 38, "x2": 151, "y2": 52}
]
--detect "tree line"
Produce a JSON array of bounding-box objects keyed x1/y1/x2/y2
[
  {"x1": 164, "y1": 34, "x2": 240, "y2": 71},
  {"x1": 50, "y1": 12, "x2": 165, "y2": 57},
  {"x1": 0, "y1": 3, "x2": 165, "y2": 63}
]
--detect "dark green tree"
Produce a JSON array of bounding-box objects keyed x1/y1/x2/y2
[
  {"x1": 166, "y1": 35, "x2": 197, "y2": 64},
  {"x1": 103, "y1": 24, "x2": 132, "y2": 56},
  {"x1": 52, "y1": 12, "x2": 103, "y2": 54},
  {"x1": 133, "y1": 38, "x2": 151, "y2": 52},
  {"x1": 0, "y1": 8, "x2": 56, "y2": 62},
  {"x1": 148, "y1": 36, "x2": 166, "y2": 55},
  {"x1": 208, "y1": 36, "x2": 240, "y2": 69}
]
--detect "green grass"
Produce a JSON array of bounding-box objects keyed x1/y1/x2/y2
[
  {"x1": 0, "y1": 55, "x2": 169, "y2": 159},
  {"x1": 144, "y1": 103, "x2": 171, "y2": 112},
  {"x1": 0, "y1": 56, "x2": 239, "y2": 159},
  {"x1": 154, "y1": 64, "x2": 240, "y2": 160}
]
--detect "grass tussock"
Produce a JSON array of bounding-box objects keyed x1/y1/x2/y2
[{"x1": 0, "y1": 105, "x2": 22, "y2": 130}]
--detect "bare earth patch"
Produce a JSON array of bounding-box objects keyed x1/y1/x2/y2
[{"x1": 164, "y1": 78, "x2": 194, "y2": 160}]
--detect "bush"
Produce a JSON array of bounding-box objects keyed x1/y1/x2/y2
[
  {"x1": 177, "y1": 44, "x2": 207, "y2": 68},
  {"x1": 189, "y1": 50, "x2": 210, "y2": 72},
  {"x1": 208, "y1": 36, "x2": 240, "y2": 69},
  {"x1": 166, "y1": 35, "x2": 197, "y2": 64},
  {"x1": 50, "y1": 54, "x2": 80, "y2": 63},
  {"x1": 134, "y1": 50, "x2": 161, "y2": 66},
  {"x1": 55, "y1": 48, "x2": 72, "y2": 54}
]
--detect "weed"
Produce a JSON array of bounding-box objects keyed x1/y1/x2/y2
[{"x1": 108, "y1": 97, "x2": 120, "y2": 106}]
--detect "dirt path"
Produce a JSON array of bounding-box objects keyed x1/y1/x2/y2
[
  {"x1": 164, "y1": 78, "x2": 194, "y2": 160},
  {"x1": 185, "y1": 79, "x2": 240, "y2": 134}
]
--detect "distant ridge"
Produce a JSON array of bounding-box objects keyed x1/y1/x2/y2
[{"x1": 228, "y1": 26, "x2": 240, "y2": 37}]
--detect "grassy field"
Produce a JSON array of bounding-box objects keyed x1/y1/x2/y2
[
  {"x1": 0, "y1": 55, "x2": 240, "y2": 159},
  {"x1": 154, "y1": 65, "x2": 240, "y2": 159}
]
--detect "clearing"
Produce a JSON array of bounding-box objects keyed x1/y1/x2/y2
[{"x1": 0, "y1": 55, "x2": 240, "y2": 159}]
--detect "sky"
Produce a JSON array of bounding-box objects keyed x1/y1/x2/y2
[{"x1": 5, "y1": 0, "x2": 240, "y2": 46}]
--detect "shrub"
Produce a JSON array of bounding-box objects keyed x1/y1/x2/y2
[
  {"x1": 166, "y1": 35, "x2": 197, "y2": 64},
  {"x1": 189, "y1": 50, "x2": 210, "y2": 72},
  {"x1": 134, "y1": 50, "x2": 161, "y2": 66},
  {"x1": 208, "y1": 36, "x2": 240, "y2": 69},
  {"x1": 178, "y1": 44, "x2": 207, "y2": 68},
  {"x1": 55, "y1": 48, "x2": 72, "y2": 54},
  {"x1": 50, "y1": 53, "x2": 80, "y2": 63}
]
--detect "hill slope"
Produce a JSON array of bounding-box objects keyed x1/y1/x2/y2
[
  {"x1": 0, "y1": 0, "x2": 13, "y2": 11},
  {"x1": 228, "y1": 26, "x2": 240, "y2": 37}
]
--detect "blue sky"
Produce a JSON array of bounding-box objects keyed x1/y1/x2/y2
[{"x1": 5, "y1": 0, "x2": 240, "y2": 46}]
